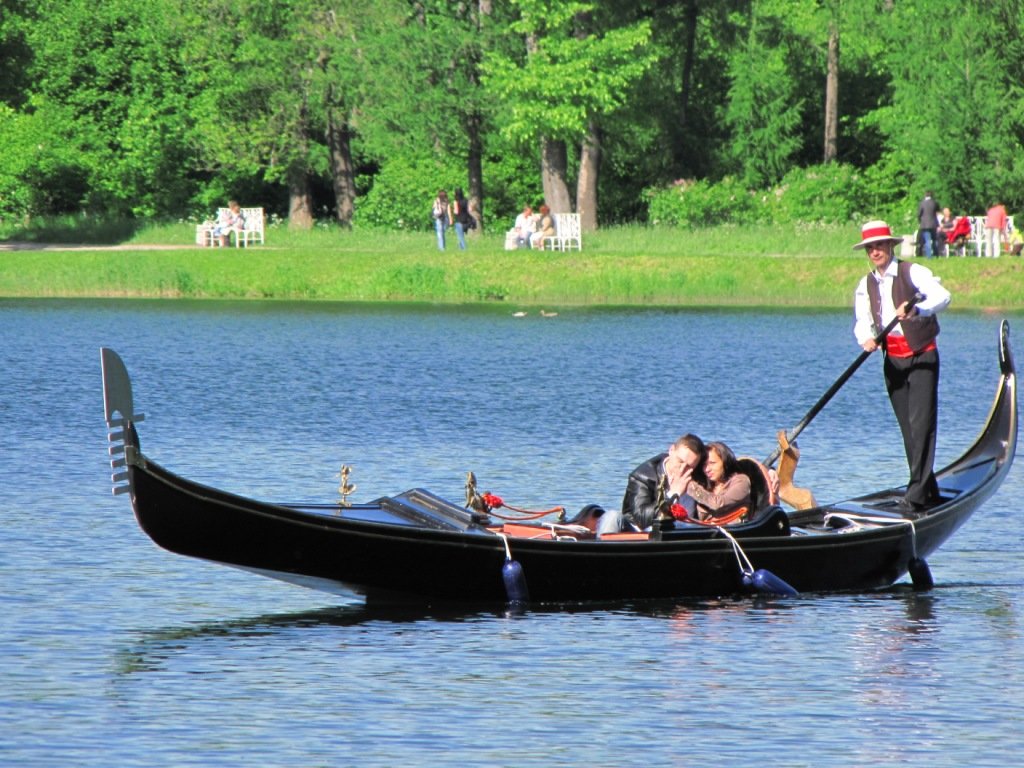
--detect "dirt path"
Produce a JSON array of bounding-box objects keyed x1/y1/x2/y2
[{"x1": 0, "y1": 241, "x2": 189, "y2": 251}]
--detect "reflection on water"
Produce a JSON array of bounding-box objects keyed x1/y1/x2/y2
[
  {"x1": 3, "y1": 300, "x2": 1023, "y2": 767},
  {"x1": 113, "y1": 590, "x2": 935, "y2": 678}
]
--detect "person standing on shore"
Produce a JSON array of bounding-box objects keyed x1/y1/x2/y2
[
  {"x1": 852, "y1": 220, "x2": 952, "y2": 511},
  {"x1": 917, "y1": 192, "x2": 940, "y2": 258},
  {"x1": 431, "y1": 190, "x2": 452, "y2": 251},
  {"x1": 984, "y1": 201, "x2": 1008, "y2": 258},
  {"x1": 452, "y1": 188, "x2": 472, "y2": 250}
]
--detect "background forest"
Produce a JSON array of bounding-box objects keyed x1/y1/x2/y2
[{"x1": 1, "y1": 0, "x2": 1023, "y2": 234}]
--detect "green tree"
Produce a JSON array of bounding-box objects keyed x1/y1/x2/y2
[
  {"x1": 392, "y1": 0, "x2": 511, "y2": 231},
  {"x1": 7, "y1": 0, "x2": 194, "y2": 216},
  {"x1": 300, "y1": 0, "x2": 410, "y2": 228},
  {"x1": 865, "y1": 0, "x2": 1024, "y2": 215},
  {"x1": 183, "y1": 1, "x2": 323, "y2": 227},
  {"x1": 723, "y1": 4, "x2": 803, "y2": 187},
  {"x1": 484, "y1": 0, "x2": 656, "y2": 229}
]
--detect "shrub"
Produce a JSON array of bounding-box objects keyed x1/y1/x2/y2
[
  {"x1": 481, "y1": 145, "x2": 542, "y2": 225},
  {"x1": 769, "y1": 163, "x2": 868, "y2": 225},
  {"x1": 356, "y1": 158, "x2": 464, "y2": 231},
  {"x1": 646, "y1": 176, "x2": 763, "y2": 228}
]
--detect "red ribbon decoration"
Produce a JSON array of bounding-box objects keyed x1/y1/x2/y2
[
  {"x1": 482, "y1": 492, "x2": 504, "y2": 509},
  {"x1": 861, "y1": 224, "x2": 894, "y2": 240}
]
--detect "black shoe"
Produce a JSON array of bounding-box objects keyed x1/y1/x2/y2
[{"x1": 896, "y1": 498, "x2": 927, "y2": 515}]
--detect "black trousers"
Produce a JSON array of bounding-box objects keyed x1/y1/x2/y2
[{"x1": 884, "y1": 348, "x2": 940, "y2": 505}]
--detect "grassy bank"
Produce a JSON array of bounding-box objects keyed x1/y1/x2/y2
[{"x1": 2, "y1": 221, "x2": 1023, "y2": 310}]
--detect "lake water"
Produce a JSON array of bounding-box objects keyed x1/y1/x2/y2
[{"x1": 2, "y1": 299, "x2": 1022, "y2": 766}]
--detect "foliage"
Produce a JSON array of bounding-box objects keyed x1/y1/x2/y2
[
  {"x1": 867, "y1": 2, "x2": 1016, "y2": 215},
  {"x1": 722, "y1": 7, "x2": 804, "y2": 187},
  {"x1": 770, "y1": 163, "x2": 868, "y2": 225},
  {"x1": 483, "y1": 0, "x2": 658, "y2": 145},
  {"x1": 647, "y1": 163, "x2": 871, "y2": 228},
  {"x1": 646, "y1": 177, "x2": 763, "y2": 228},
  {"x1": 481, "y1": 145, "x2": 544, "y2": 225},
  {"x1": 4, "y1": 0, "x2": 1024, "y2": 229},
  {"x1": 10, "y1": 0, "x2": 196, "y2": 217},
  {"x1": 354, "y1": 157, "x2": 464, "y2": 231}
]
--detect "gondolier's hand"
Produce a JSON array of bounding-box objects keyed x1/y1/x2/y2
[
  {"x1": 861, "y1": 338, "x2": 879, "y2": 353},
  {"x1": 896, "y1": 299, "x2": 919, "y2": 320}
]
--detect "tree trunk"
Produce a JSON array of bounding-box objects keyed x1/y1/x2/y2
[
  {"x1": 287, "y1": 84, "x2": 314, "y2": 230},
  {"x1": 576, "y1": 119, "x2": 601, "y2": 231},
  {"x1": 541, "y1": 138, "x2": 573, "y2": 213},
  {"x1": 467, "y1": 112, "x2": 484, "y2": 232},
  {"x1": 823, "y1": 17, "x2": 839, "y2": 163},
  {"x1": 464, "y1": 0, "x2": 490, "y2": 232},
  {"x1": 287, "y1": 165, "x2": 314, "y2": 230},
  {"x1": 326, "y1": 108, "x2": 356, "y2": 229},
  {"x1": 679, "y1": 0, "x2": 699, "y2": 134},
  {"x1": 526, "y1": 30, "x2": 572, "y2": 213}
]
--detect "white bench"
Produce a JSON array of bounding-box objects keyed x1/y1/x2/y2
[
  {"x1": 196, "y1": 207, "x2": 265, "y2": 247},
  {"x1": 540, "y1": 213, "x2": 582, "y2": 251}
]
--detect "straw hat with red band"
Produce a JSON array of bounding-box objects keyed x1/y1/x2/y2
[{"x1": 852, "y1": 220, "x2": 904, "y2": 250}]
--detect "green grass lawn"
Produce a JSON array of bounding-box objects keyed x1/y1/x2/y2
[{"x1": 2, "y1": 219, "x2": 1023, "y2": 310}]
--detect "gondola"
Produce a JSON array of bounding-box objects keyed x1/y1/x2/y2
[{"x1": 101, "y1": 321, "x2": 1016, "y2": 603}]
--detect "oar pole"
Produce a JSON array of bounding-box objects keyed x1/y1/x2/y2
[{"x1": 763, "y1": 293, "x2": 923, "y2": 467}]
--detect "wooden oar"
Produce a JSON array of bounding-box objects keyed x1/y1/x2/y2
[{"x1": 763, "y1": 292, "x2": 924, "y2": 468}]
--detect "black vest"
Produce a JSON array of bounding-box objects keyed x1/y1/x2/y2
[{"x1": 866, "y1": 260, "x2": 939, "y2": 352}]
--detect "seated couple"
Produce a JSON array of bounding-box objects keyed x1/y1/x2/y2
[
  {"x1": 598, "y1": 433, "x2": 767, "y2": 536},
  {"x1": 504, "y1": 204, "x2": 556, "y2": 250}
]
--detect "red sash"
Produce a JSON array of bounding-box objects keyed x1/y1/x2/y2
[{"x1": 886, "y1": 334, "x2": 937, "y2": 358}]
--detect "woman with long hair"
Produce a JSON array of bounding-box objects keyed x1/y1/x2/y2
[
  {"x1": 681, "y1": 441, "x2": 752, "y2": 523},
  {"x1": 452, "y1": 188, "x2": 472, "y2": 250}
]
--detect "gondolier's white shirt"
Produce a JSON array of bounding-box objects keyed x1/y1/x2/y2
[{"x1": 854, "y1": 259, "x2": 952, "y2": 346}]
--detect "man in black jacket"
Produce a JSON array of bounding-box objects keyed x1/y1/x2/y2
[
  {"x1": 917, "y1": 192, "x2": 940, "y2": 258},
  {"x1": 598, "y1": 434, "x2": 706, "y2": 536}
]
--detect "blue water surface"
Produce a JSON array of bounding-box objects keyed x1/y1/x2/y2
[{"x1": 1, "y1": 299, "x2": 1021, "y2": 767}]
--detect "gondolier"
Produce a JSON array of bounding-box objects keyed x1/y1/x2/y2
[{"x1": 853, "y1": 219, "x2": 952, "y2": 511}]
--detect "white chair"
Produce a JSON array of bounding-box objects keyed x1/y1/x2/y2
[
  {"x1": 555, "y1": 213, "x2": 582, "y2": 251},
  {"x1": 540, "y1": 216, "x2": 560, "y2": 251},
  {"x1": 899, "y1": 234, "x2": 916, "y2": 259},
  {"x1": 196, "y1": 223, "x2": 216, "y2": 247},
  {"x1": 238, "y1": 207, "x2": 265, "y2": 246},
  {"x1": 968, "y1": 216, "x2": 986, "y2": 257},
  {"x1": 540, "y1": 213, "x2": 583, "y2": 251}
]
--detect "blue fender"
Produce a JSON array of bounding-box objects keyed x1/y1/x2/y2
[
  {"x1": 502, "y1": 558, "x2": 530, "y2": 604},
  {"x1": 745, "y1": 568, "x2": 799, "y2": 597}
]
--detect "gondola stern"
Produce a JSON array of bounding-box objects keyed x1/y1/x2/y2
[
  {"x1": 1000, "y1": 319, "x2": 1015, "y2": 378},
  {"x1": 998, "y1": 319, "x2": 1018, "y2": 472},
  {"x1": 936, "y1": 320, "x2": 1018, "y2": 482}
]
